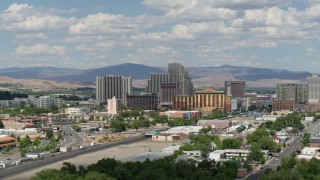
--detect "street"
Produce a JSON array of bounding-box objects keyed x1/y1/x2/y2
[
  {"x1": 248, "y1": 120, "x2": 320, "y2": 180},
  {"x1": 60, "y1": 125, "x2": 83, "y2": 148}
]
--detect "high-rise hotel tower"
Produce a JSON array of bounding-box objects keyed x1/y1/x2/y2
[{"x1": 96, "y1": 75, "x2": 132, "y2": 105}]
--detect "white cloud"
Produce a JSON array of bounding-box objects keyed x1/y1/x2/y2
[
  {"x1": 68, "y1": 13, "x2": 146, "y2": 35},
  {"x1": 138, "y1": 45, "x2": 178, "y2": 55},
  {"x1": 0, "y1": 3, "x2": 75, "y2": 32},
  {"x1": 15, "y1": 43, "x2": 66, "y2": 56}
]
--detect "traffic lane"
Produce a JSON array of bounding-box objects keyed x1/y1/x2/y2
[{"x1": 62, "y1": 131, "x2": 83, "y2": 147}]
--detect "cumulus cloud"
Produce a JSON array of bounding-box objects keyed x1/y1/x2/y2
[
  {"x1": 68, "y1": 13, "x2": 150, "y2": 35},
  {"x1": 15, "y1": 43, "x2": 66, "y2": 56},
  {"x1": 0, "y1": 3, "x2": 75, "y2": 32}
]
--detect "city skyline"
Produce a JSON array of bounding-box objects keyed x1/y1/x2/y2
[{"x1": 1, "y1": 1, "x2": 320, "y2": 72}]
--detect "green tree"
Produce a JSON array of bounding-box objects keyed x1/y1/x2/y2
[
  {"x1": 132, "y1": 119, "x2": 141, "y2": 131},
  {"x1": 246, "y1": 128, "x2": 269, "y2": 144},
  {"x1": 33, "y1": 138, "x2": 41, "y2": 147},
  {"x1": 142, "y1": 119, "x2": 150, "y2": 129},
  {"x1": 19, "y1": 135, "x2": 31, "y2": 149},
  {"x1": 0, "y1": 120, "x2": 4, "y2": 128},
  {"x1": 46, "y1": 129, "x2": 54, "y2": 140},
  {"x1": 280, "y1": 153, "x2": 297, "y2": 170},
  {"x1": 221, "y1": 138, "x2": 242, "y2": 149},
  {"x1": 5, "y1": 145, "x2": 11, "y2": 153},
  {"x1": 247, "y1": 142, "x2": 265, "y2": 164},
  {"x1": 301, "y1": 133, "x2": 311, "y2": 147},
  {"x1": 259, "y1": 137, "x2": 278, "y2": 152},
  {"x1": 57, "y1": 130, "x2": 63, "y2": 141},
  {"x1": 211, "y1": 109, "x2": 227, "y2": 119},
  {"x1": 17, "y1": 136, "x2": 21, "y2": 142},
  {"x1": 83, "y1": 171, "x2": 114, "y2": 180},
  {"x1": 236, "y1": 125, "x2": 246, "y2": 133},
  {"x1": 110, "y1": 120, "x2": 127, "y2": 132}
]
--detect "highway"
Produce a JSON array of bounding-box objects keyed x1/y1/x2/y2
[
  {"x1": 0, "y1": 134, "x2": 147, "y2": 179},
  {"x1": 60, "y1": 125, "x2": 83, "y2": 148},
  {"x1": 248, "y1": 120, "x2": 320, "y2": 180}
]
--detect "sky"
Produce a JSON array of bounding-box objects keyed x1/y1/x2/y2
[{"x1": 0, "y1": 0, "x2": 320, "y2": 72}]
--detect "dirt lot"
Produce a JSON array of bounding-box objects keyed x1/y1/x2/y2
[{"x1": 8, "y1": 140, "x2": 178, "y2": 180}]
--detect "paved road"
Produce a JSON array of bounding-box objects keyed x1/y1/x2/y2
[
  {"x1": 248, "y1": 120, "x2": 320, "y2": 180},
  {"x1": 61, "y1": 125, "x2": 83, "y2": 148},
  {"x1": 0, "y1": 135, "x2": 147, "y2": 179}
]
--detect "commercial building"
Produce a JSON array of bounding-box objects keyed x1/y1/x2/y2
[
  {"x1": 310, "y1": 134, "x2": 320, "y2": 147},
  {"x1": 197, "y1": 120, "x2": 232, "y2": 130},
  {"x1": 272, "y1": 100, "x2": 296, "y2": 112},
  {"x1": 126, "y1": 93, "x2": 158, "y2": 110},
  {"x1": 161, "y1": 126, "x2": 203, "y2": 134},
  {"x1": 173, "y1": 88, "x2": 231, "y2": 112},
  {"x1": 224, "y1": 81, "x2": 245, "y2": 98},
  {"x1": 276, "y1": 83, "x2": 308, "y2": 103},
  {"x1": 0, "y1": 135, "x2": 16, "y2": 151},
  {"x1": 159, "y1": 110, "x2": 200, "y2": 119},
  {"x1": 96, "y1": 75, "x2": 132, "y2": 105},
  {"x1": 107, "y1": 97, "x2": 121, "y2": 115},
  {"x1": 307, "y1": 73, "x2": 320, "y2": 102},
  {"x1": 208, "y1": 149, "x2": 268, "y2": 161},
  {"x1": 305, "y1": 102, "x2": 320, "y2": 112},
  {"x1": 65, "y1": 107, "x2": 88, "y2": 115}
]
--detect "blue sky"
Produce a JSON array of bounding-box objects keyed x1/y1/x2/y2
[{"x1": 0, "y1": 0, "x2": 320, "y2": 72}]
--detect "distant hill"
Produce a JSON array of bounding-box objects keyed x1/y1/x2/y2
[
  {"x1": 58, "y1": 63, "x2": 165, "y2": 82},
  {"x1": 0, "y1": 63, "x2": 312, "y2": 88},
  {"x1": 187, "y1": 65, "x2": 311, "y2": 87}
]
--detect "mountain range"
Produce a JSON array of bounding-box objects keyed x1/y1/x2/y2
[{"x1": 0, "y1": 63, "x2": 312, "y2": 88}]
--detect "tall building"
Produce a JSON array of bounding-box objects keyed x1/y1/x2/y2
[
  {"x1": 96, "y1": 76, "x2": 106, "y2": 103},
  {"x1": 160, "y1": 83, "x2": 177, "y2": 106},
  {"x1": 296, "y1": 84, "x2": 308, "y2": 103},
  {"x1": 276, "y1": 84, "x2": 296, "y2": 101},
  {"x1": 168, "y1": 63, "x2": 193, "y2": 96},
  {"x1": 276, "y1": 83, "x2": 308, "y2": 103},
  {"x1": 96, "y1": 75, "x2": 132, "y2": 105},
  {"x1": 145, "y1": 73, "x2": 170, "y2": 94},
  {"x1": 146, "y1": 63, "x2": 193, "y2": 96},
  {"x1": 307, "y1": 73, "x2": 320, "y2": 102},
  {"x1": 224, "y1": 81, "x2": 245, "y2": 98}
]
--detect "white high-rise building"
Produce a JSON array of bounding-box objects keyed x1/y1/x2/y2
[
  {"x1": 307, "y1": 73, "x2": 320, "y2": 102},
  {"x1": 96, "y1": 75, "x2": 132, "y2": 105}
]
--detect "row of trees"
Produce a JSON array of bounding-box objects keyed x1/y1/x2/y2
[
  {"x1": 33, "y1": 157, "x2": 239, "y2": 180},
  {"x1": 0, "y1": 105, "x2": 59, "y2": 116},
  {"x1": 0, "y1": 91, "x2": 28, "y2": 100},
  {"x1": 263, "y1": 112, "x2": 304, "y2": 132}
]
